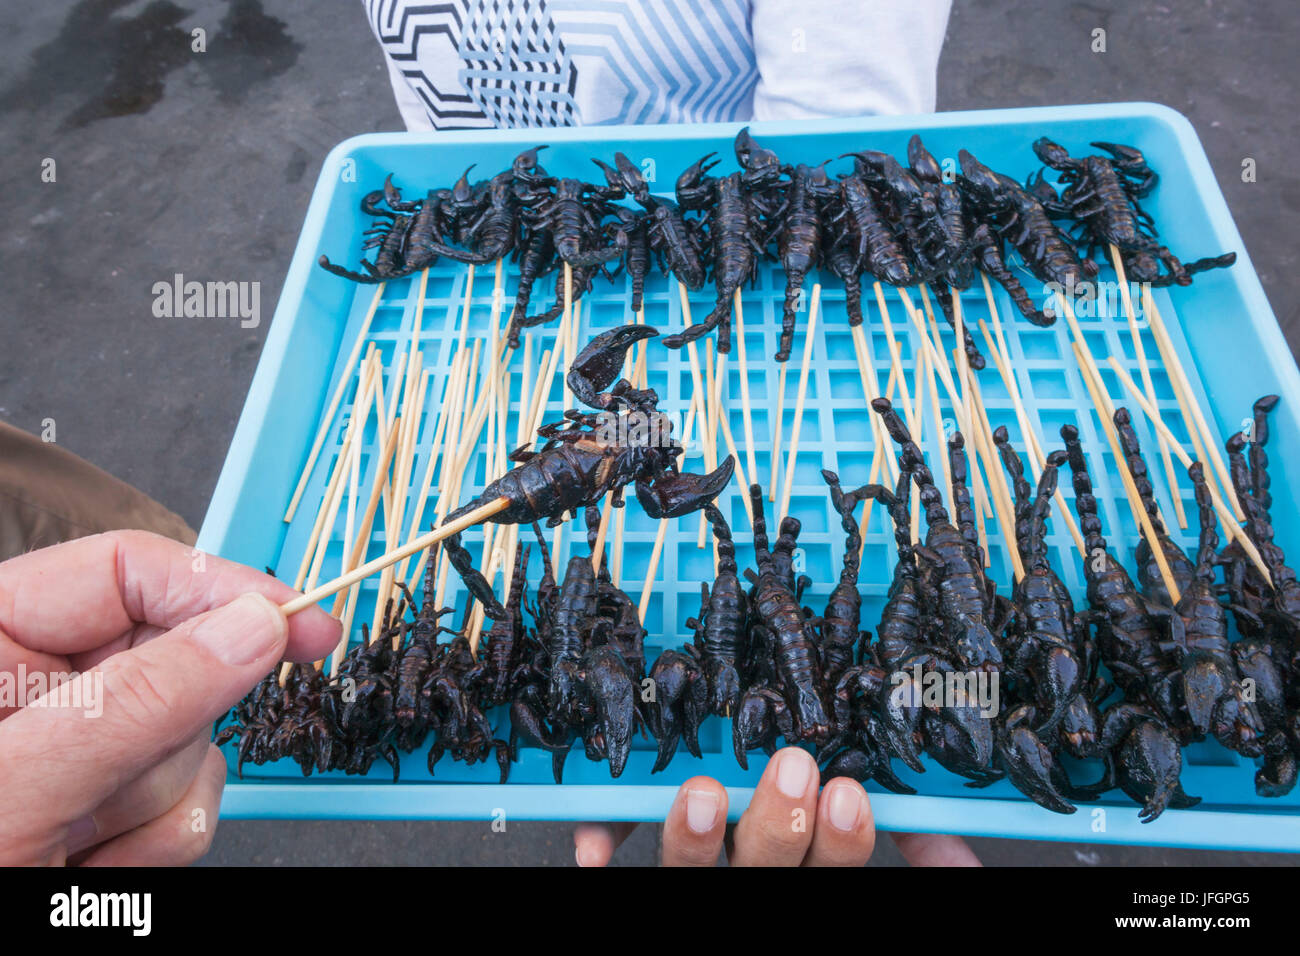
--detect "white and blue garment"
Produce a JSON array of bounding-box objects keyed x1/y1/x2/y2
[{"x1": 363, "y1": 0, "x2": 952, "y2": 130}]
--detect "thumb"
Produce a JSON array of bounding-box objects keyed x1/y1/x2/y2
[{"x1": 0, "y1": 592, "x2": 287, "y2": 854}]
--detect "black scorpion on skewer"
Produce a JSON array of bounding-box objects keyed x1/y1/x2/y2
[
  {"x1": 873, "y1": 399, "x2": 1008, "y2": 673},
  {"x1": 439, "y1": 325, "x2": 735, "y2": 622},
  {"x1": 958, "y1": 148, "x2": 1098, "y2": 323},
  {"x1": 993, "y1": 432, "x2": 1091, "y2": 743},
  {"x1": 685, "y1": 502, "x2": 748, "y2": 717},
  {"x1": 738, "y1": 483, "x2": 833, "y2": 749},
  {"x1": 769, "y1": 162, "x2": 837, "y2": 362},
  {"x1": 1163, "y1": 462, "x2": 1265, "y2": 756},
  {"x1": 1030, "y1": 138, "x2": 1236, "y2": 287},
  {"x1": 1062, "y1": 423, "x2": 1182, "y2": 729}
]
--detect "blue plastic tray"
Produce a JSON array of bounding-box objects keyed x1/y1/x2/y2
[{"x1": 199, "y1": 103, "x2": 1300, "y2": 851}]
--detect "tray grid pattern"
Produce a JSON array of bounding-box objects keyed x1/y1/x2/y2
[{"x1": 264, "y1": 252, "x2": 1255, "y2": 793}]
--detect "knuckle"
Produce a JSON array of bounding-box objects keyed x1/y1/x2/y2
[{"x1": 101, "y1": 657, "x2": 180, "y2": 732}]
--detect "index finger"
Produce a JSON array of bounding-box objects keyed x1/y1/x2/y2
[{"x1": 0, "y1": 530, "x2": 340, "y2": 662}]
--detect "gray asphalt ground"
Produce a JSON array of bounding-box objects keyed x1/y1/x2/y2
[{"x1": 0, "y1": 0, "x2": 1295, "y2": 866}]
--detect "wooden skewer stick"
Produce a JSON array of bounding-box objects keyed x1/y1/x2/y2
[
  {"x1": 293, "y1": 356, "x2": 377, "y2": 589},
  {"x1": 1107, "y1": 356, "x2": 1273, "y2": 584},
  {"x1": 1110, "y1": 246, "x2": 1187, "y2": 529},
  {"x1": 778, "y1": 284, "x2": 821, "y2": 526},
  {"x1": 552, "y1": 299, "x2": 582, "y2": 577},
  {"x1": 285, "y1": 282, "x2": 386, "y2": 522},
  {"x1": 282, "y1": 495, "x2": 513, "y2": 615},
  {"x1": 908, "y1": 346, "x2": 928, "y2": 544},
  {"x1": 848, "y1": 317, "x2": 900, "y2": 487},
  {"x1": 965, "y1": 372, "x2": 1027, "y2": 582},
  {"x1": 872, "y1": 282, "x2": 918, "y2": 436},
  {"x1": 638, "y1": 517, "x2": 670, "y2": 625},
  {"x1": 592, "y1": 492, "x2": 615, "y2": 575},
  {"x1": 1071, "y1": 340, "x2": 1182, "y2": 603},
  {"x1": 697, "y1": 336, "x2": 717, "y2": 548},
  {"x1": 857, "y1": 365, "x2": 901, "y2": 559},
  {"x1": 1055, "y1": 289, "x2": 1170, "y2": 533},
  {"x1": 770, "y1": 363, "x2": 789, "y2": 500},
  {"x1": 715, "y1": 387, "x2": 755, "y2": 525},
  {"x1": 977, "y1": 319, "x2": 1087, "y2": 559},
  {"x1": 732, "y1": 289, "x2": 760, "y2": 493},
  {"x1": 1141, "y1": 287, "x2": 1245, "y2": 522},
  {"x1": 909, "y1": 286, "x2": 996, "y2": 529}
]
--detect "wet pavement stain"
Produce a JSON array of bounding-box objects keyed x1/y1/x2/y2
[
  {"x1": 0, "y1": 0, "x2": 193, "y2": 128},
  {"x1": 198, "y1": 0, "x2": 301, "y2": 104},
  {"x1": 0, "y1": 0, "x2": 299, "y2": 127}
]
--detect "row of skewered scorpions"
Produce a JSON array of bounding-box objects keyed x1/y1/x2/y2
[
  {"x1": 215, "y1": 325, "x2": 738, "y2": 781},
  {"x1": 638, "y1": 391, "x2": 1299, "y2": 822},
  {"x1": 732, "y1": 398, "x2": 1294, "y2": 822},
  {"x1": 318, "y1": 130, "x2": 1235, "y2": 376}
]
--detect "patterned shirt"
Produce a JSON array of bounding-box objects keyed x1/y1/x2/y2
[{"x1": 363, "y1": 0, "x2": 952, "y2": 130}]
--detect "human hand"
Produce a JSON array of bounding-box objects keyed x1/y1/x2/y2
[
  {"x1": 0, "y1": 531, "x2": 341, "y2": 865},
  {"x1": 574, "y1": 746, "x2": 982, "y2": 866}
]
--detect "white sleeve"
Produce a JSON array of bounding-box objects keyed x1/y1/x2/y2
[
  {"x1": 383, "y1": 54, "x2": 436, "y2": 133},
  {"x1": 750, "y1": 0, "x2": 952, "y2": 120}
]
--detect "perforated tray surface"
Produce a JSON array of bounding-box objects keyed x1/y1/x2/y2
[{"x1": 199, "y1": 104, "x2": 1300, "y2": 850}]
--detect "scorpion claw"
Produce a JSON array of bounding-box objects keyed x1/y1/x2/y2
[
  {"x1": 566, "y1": 324, "x2": 659, "y2": 409},
  {"x1": 636, "y1": 456, "x2": 734, "y2": 519}
]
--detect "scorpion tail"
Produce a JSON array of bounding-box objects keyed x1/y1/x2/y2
[
  {"x1": 662, "y1": 288, "x2": 735, "y2": 353},
  {"x1": 1062, "y1": 424, "x2": 1108, "y2": 554},
  {"x1": 317, "y1": 255, "x2": 384, "y2": 284}
]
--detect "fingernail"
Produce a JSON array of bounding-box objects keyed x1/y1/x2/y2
[
  {"x1": 776, "y1": 748, "x2": 814, "y2": 799},
  {"x1": 66, "y1": 814, "x2": 98, "y2": 853},
  {"x1": 828, "y1": 783, "x2": 863, "y2": 832},
  {"x1": 684, "y1": 788, "x2": 721, "y2": 834},
  {"x1": 575, "y1": 845, "x2": 594, "y2": 867},
  {"x1": 192, "y1": 593, "x2": 287, "y2": 666}
]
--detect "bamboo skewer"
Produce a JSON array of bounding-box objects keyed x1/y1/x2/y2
[
  {"x1": 1055, "y1": 289, "x2": 1170, "y2": 532},
  {"x1": 285, "y1": 283, "x2": 386, "y2": 522},
  {"x1": 849, "y1": 318, "x2": 900, "y2": 487},
  {"x1": 1072, "y1": 341, "x2": 1182, "y2": 604},
  {"x1": 1110, "y1": 246, "x2": 1186, "y2": 529},
  {"x1": 1107, "y1": 356, "x2": 1273, "y2": 584},
  {"x1": 872, "y1": 282, "x2": 918, "y2": 437},
  {"x1": 697, "y1": 337, "x2": 717, "y2": 548},
  {"x1": 857, "y1": 366, "x2": 901, "y2": 558},
  {"x1": 1141, "y1": 287, "x2": 1245, "y2": 522},
  {"x1": 976, "y1": 319, "x2": 1087, "y2": 559},
  {"x1": 732, "y1": 289, "x2": 760, "y2": 496},
  {"x1": 908, "y1": 346, "x2": 928, "y2": 544},
  {"x1": 770, "y1": 362, "x2": 789, "y2": 501},
  {"x1": 778, "y1": 284, "x2": 821, "y2": 526},
  {"x1": 901, "y1": 286, "x2": 997, "y2": 529},
  {"x1": 714, "y1": 393, "x2": 755, "y2": 525},
  {"x1": 293, "y1": 356, "x2": 377, "y2": 590},
  {"x1": 965, "y1": 372, "x2": 1027, "y2": 582},
  {"x1": 638, "y1": 518, "x2": 670, "y2": 624},
  {"x1": 282, "y1": 495, "x2": 513, "y2": 615}
]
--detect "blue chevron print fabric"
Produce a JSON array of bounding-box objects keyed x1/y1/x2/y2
[{"x1": 363, "y1": 0, "x2": 951, "y2": 130}]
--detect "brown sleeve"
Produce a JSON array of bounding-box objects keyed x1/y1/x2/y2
[{"x1": 0, "y1": 420, "x2": 196, "y2": 562}]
